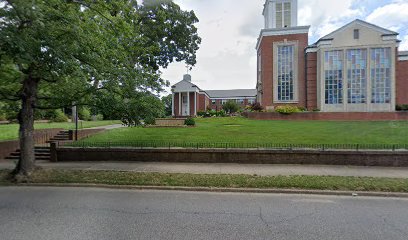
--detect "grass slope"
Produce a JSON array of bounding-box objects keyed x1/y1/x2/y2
[
  {"x1": 0, "y1": 120, "x2": 121, "y2": 141},
  {"x1": 1, "y1": 169, "x2": 408, "y2": 192},
  {"x1": 82, "y1": 117, "x2": 408, "y2": 145}
]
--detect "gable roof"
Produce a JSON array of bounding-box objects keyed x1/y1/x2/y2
[
  {"x1": 205, "y1": 89, "x2": 257, "y2": 99},
  {"x1": 312, "y1": 19, "x2": 399, "y2": 46},
  {"x1": 171, "y1": 80, "x2": 201, "y2": 90}
]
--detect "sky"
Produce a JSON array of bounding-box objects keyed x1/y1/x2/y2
[{"x1": 160, "y1": 0, "x2": 408, "y2": 94}]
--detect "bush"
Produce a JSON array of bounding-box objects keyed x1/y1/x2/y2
[
  {"x1": 184, "y1": 117, "x2": 195, "y2": 126},
  {"x1": 0, "y1": 113, "x2": 6, "y2": 121},
  {"x1": 197, "y1": 111, "x2": 206, "y2": 117},
  {"x1": 144, "y1": 116, "x2": 156, "y2": 125},
  {"x1": 396, "y1": 105, "x2": 408, "y2": 111},
  {"x1": 312, "y1": 108, "x2": 321, "y2": 112},
  {"x1": 208, "y1": 109, "x2": 217, "y2": 117},
  {"x1": 275, "y1": 105, "x2": 301, "y2": 115},
  {"x1": 223, "y1": 100, "x2": 239, "y2": 114},
  {"x1": 216, "y1": 109, "x2": 227, "y2": 117},
  {"x1": 51, "y1": 109, "x2": 68, "y2": 122},
  {"x1": 78, "y1": 107, "x2": 91, "y2": 121},
  {"x1": 95, "y1": 114, "x2": 104, "y2": 121},
  {"x1": 250, "y1": 102, "x2": 263, "y2": 112}
]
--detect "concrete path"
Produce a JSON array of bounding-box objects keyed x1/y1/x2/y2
[
  {"x1": 1, "y1": 161, "x2": 408, "y2": 178},
  {"x1": 88, "y1": 123, "x2": 125, "y2": 130}
]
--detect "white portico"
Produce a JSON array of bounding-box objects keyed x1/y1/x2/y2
[{"x1": 171, "y1": 74, "x2": 200, "y2": 117}]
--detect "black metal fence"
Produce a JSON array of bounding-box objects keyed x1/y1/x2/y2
[{"x1": 64, "y1": 140, "x2": 408, "y2": 151}]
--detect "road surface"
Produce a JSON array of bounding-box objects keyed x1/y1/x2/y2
[{"x1": 0, "y1": 187, "x2": 407, "y2": 240}]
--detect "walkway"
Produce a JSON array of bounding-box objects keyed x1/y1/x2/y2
[{"x1": 1, "y1": 161, "x2": 408, "y2": 178}]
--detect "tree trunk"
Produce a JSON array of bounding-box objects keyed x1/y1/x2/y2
[{"x1": 14, "y1": 75, "x2": 39, "y2": 177}]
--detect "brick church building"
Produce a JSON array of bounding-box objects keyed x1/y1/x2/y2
[{"x1": 172, "y1": 0, "x2": 408, "y2": 117}]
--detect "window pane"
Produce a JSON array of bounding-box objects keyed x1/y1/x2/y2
[
  {"x1": 346, "y1": 49, "x2": 367, "y2": 104},
  {"x1": 277, "y1": 45, "x2": 295, "y2": 101},
  {"x1": 324, "y1": 50, "x2": 344, "y2": 104},
  {"x1": 370, "y1": 48, "x2": 391, "y2": 104}
]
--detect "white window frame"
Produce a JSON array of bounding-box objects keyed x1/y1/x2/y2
[{"x1": 273, "y1": 41, "x2": 299, "y2": 103}]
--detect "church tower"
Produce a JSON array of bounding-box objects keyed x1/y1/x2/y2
[{"x1": 256, "y1": 0, "x2": 309, "y2": 110}]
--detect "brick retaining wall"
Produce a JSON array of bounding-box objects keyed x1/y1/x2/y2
[
  {"x1": 54, "y1": 147, "x2": 408, "y2": 167},
  {"x1": 244, "y1": 112, "x2": 408, "y2": 121},
  {"x1": 0, "y1": 128, "x2": 63, "y2": 160}
]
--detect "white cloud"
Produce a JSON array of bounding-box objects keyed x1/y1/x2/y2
[
  {"x1": 400, "y1": 35, "x2": 408, "y2": 51},
  {"x1": 298, "y1": 0, "x2": 363, "y2": 40},
  {"x1": 366, "y1": 2, "x2": 408, "y2": 32}
]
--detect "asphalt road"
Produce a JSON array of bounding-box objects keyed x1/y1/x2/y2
[{"x1": 1, "y1": 187, "x2": 408, "y2": 240}]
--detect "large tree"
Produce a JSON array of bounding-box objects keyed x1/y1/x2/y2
[{"x1": 0, "y1": 0, "x2": 200, "y2": 178}]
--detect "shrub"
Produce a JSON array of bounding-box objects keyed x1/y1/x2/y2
[
  {"x1": 51, "y1": 109, "x2": 68, "y2": 122},
  {"x1": 78, "y1": 107, "x2": 91, "y2": 121},
  {"x1": 144, "y1": 116, "x2": 156, "y2": 125},
  {"x1": 216, "y1": 109, "x2": 227, "y2": 117},
  {"x1": 250, "y1": 102, "x2": 263, "y2": 112},
  {"x1": 0, "y1": 113, "x2": 6, "y2": 121},
  {"x1": 197, "y1": 111, "x2": 206, "y2": 117},
  {"x1": 95, "y1": 114, "x2": 104, "y2": 121},
  {"x1": 184, "y1": 117, "x2": 195, "y2": 126},
  {"x1": 275, "y1": 105, "x2": 301, "y2": 115},
  {"x1": 208, "y1": 109, "x2": 217, "y2": 117},
  {"x1": 402, "y1": 105, "x2": 408, "y2": 111},
  {"x1": 312, "y1": 108, "x2": 321, "y2": 112},
  {"x1": 223, "y1": 100, "x2": 239, "y2": 114}
]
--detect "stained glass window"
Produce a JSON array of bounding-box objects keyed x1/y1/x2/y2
[{"x1": 324, "y1": 50, "x2": 344, "y2": 104}]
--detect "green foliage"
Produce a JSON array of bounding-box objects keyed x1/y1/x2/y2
[
  {"x1": 144, "y1": 116, "x2": 156, "y2": 126},
  {"x1": 78, "y1": 107, "x2": 91, "y2": 121},
  {"x1": 94, "y1": 114, "x2": 104, "y2": 121},
  {"x1": 50, "y1": 109, "x2": 68, "y2": 122},
  {"x1": 161, "y1": 94, "x2": 173, "y2": 117},
  {"x1": 223, "y1": 101, "x2": 240, "y2": 114},
  {"x1": 184, "y1": 117, "x2": 195, "y2": 126},
  {"x1": 121, "y1": 93, "x2": 165, "y2": 127},
  {"x1": 216, "y1": 109, "x2": 227, "y2": 117},
  {"x1": 197, "y1": 111, "x2": 206, "y2": 117},
  {"x1": 396, "y1": 105, "x2": 408, "y2": 111},
  {"x1": 0, "y1": 0, "x2": 201, "y2": 124},
  {"x1": 275, "y1": 105, "x2": 302, "y2": 115},
  {"x1": 249, "y1": 102, "x2": 263, "y2": 112}
]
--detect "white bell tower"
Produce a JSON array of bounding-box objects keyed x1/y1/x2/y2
[{"x1": 263, "y1": 0, "x2": 298, "y2": 29}]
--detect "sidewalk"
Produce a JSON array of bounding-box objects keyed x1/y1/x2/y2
[{"x1": 1, "y1": 161, "x2": 408, "y2": 178}]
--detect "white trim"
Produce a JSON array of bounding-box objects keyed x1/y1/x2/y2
[
  {"x1": 178, "y1": 92, "x2": 181, "y2": 116},
  {"x1": 171, "y1": 94, "x2": 174, "y2": 116},
  {"x1": 186, "y1": 92, "x2": 190, "y2": 116},
  {"x1": 210, "y1": 97, "x2": 257, "y2": 100},
  {"x1": 306, "y1": 47, "x2": 317, "y2": 53},
  {"x1": 194, "y1": 92, "x2": 197, "y2": 116},
  {"x1": 399, "y1": 56, "x2": 408, "y2": 61},
  {"x1": 273, "y1": 41, "x2": 299, "y2": 103},
  {"x1": 256, "y1": 26, "x2": 310, "y2": 50}
]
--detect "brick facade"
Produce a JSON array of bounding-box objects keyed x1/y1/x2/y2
[
  {"x1": 306, "y1": 52, "x2": 318, "y2": 110},
  {"x1": 259, "y1": 33, "x2": 309, "y2": 109},
  {"x1": 245, "y1": 111, "x2": 408, "y2": 121},
  {"x1": 396, "y1": 59, "x2": 408, "y2": 105}
]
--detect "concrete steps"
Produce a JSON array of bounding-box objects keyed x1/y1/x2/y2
[{"x1": 5, "y1": 146, "x2": 51, "y2": 161}]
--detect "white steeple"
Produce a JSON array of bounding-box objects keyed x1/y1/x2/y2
[{"x1": 263, "y1": 0, "x2": 298, "y2": 29}]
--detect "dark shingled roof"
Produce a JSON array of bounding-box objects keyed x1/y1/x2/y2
[{"x1": 204, "y1": 89, "x2": 257, "y2": 99}]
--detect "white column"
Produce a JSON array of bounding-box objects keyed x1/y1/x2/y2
[
  {"x1": 171, "y1": 93, "x2": 175, "y2": 116},
  {"x1": 194, "y1": 92, "x2": 197, "y2": 116},
  {"x1": 187, "y1": 92, "x2": 190, "y2": 116},
  {"x1": 179, "y1": 92, "x2": 182, "y2": 116}
]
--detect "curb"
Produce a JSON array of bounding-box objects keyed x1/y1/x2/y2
[{"x1": 10, "y1": 183, "x2": 408, "y2": 198}]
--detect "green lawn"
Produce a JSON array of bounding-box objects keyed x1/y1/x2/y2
[
  {"x1": 0, "y1": 120, "x2": 121, "y2": 141},
  {"x1": 2, "y1": 169, "x2": 408, "y2": 193},
  {"x1": 82, "y1": 117, "x2": 408, "y2": 145}
]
